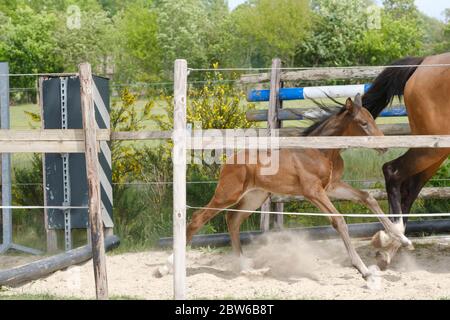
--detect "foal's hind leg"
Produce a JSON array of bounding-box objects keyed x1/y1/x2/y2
[
  {"x1": 156, "y1": 166, "x2": 247, "y2": 277},
  {"x1": 306, "y1": 186, "x2": 372, "y2": 279},
  {"x1": 225, "y1": 190, "x2": 269, "y2": 271},
  {"x1": 156, "y1": 193, "x2": 241, "y2": 278},
  {"x1": 186, "y1": 196, "x2": 239, "y2": 244},
  {"x1": 186, "y1": 165, "x2": 249, "y2": 243}
]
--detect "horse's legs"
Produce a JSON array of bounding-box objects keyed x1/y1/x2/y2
[
  {"x1": 186, "y1": 186, "x2": 246, "y2": 244},
  {"x1": 382, "y1": 149, "x2": 447, "y2": 222},
  {"x1": 156, "y1": 166, "x2": 247, "y2": 277},
  {"x1": 400, "y1": 156, "x2": 447, "y2": 217},
  {"x1": 380, "y1": 149, "x2": 446, "y2": 261},
  {"x1": 225, "y1": 190, "x2": 269, "y2": 270},
  {"x1": 326, "y1": 182, "x2": 411, "y2": 247},
  {"x1": 373, "y1": 155, "x2": 447, "y2": 269},
  {"x1": 156, "y1": 191, "x2": 241, "y2": 277},
  {"x1": 306, "y1": 187, "x2": 370, "y2": 278}
]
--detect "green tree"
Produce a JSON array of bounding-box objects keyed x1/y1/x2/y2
[
  {"x1": 356, "y1": 12, "x2": 424, "y2": 65},
  {"x1": 0, "y1": 5, "x2": 62, "y2": 88},
  {"x1": 0, "y1": 0, "x2": 19, "y2": 16},
  {"x1": 201, "y1": 0, "x2": 230, "y2": 65},
  {"x1": 153, "y1": 0, "x2": 212, "y2": 77},
  {"x1": 223, "y1": 0, "x2": 311, "y2": 67},
  {"x1": 99, "y1": 0, "x2": 128, "y2": 16},
  {"x1": 435, "y1": 8, "x2": 450, "y2": 53},
  {"x1": 0, "y1": 1, "x2": 113, "y2": 87},
  {"x1": 113, "y1": 2, "x2": 161, "y2": 82},
  {"x1": 420, "y1": 13, "x2": 446, "y2": 54},
  {"x1": 53, "y1": 7, "x2": 115, "y2": 73},
  {"x1": 0, "y1": 0, "x2": 104, "y2": 13},
  {"x1": 296, "y1": 0, "x2": 370, "y2": 67},
  {"x1": 356, "y1": 0, "x2": 424, "y2": 65},
  {"x1": 383, "y1": 0, "x2": 418, "y2": 19}
]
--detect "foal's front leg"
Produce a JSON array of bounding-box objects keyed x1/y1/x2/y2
[
  {"x1": 306, "y1": 187, "x2": 373, "y2": 279},
  {"x1": 326, "y1": 182, "x2": 413, "y2": 248}
]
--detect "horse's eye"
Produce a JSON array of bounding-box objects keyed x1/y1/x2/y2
[{"x1": 361, "y1": 121, "x2": 368, "y2": 127}]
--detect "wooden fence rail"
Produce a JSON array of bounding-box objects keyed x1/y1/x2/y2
[
  {"x1": 2, "y1": 131, "x2": 449, "y2": 151},
  {"x1": 110, "y1": 125, "x2": 410, "y2": 141},
  {"x1": 187, "y1": 135, "x2": 450, "y2": 150},
  {"x1": 0, "y1": 129, "x2": 109, "y2": 153},
  {"x1": 240, "y1": 67, "x2": 384, "y2": 83},
  {"x1": 0, "y1": 129, "x2": 110, "y2": 141}
]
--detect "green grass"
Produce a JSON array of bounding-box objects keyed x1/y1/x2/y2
[
  {"x1": 0, "y1": 293, "x2": 141, "y2": 300},
  {"x1": 10, "y1": 103, "x2": 40, "y2": 129},
  {"x1": 0, "y1": 293, "x2": 68, "y2": 300}
]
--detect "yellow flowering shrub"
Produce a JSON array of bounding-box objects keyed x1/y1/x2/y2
[
  {"x1": 110, "y1": 88, "x2": 155, "y2": 185},
  {"x1": 153, "y1": 64, "x2": 256, "y2": 130}
]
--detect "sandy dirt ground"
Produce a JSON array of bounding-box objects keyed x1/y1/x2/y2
[{"x1": 1, "y1": 232, "x2": 450, "y2": 300}]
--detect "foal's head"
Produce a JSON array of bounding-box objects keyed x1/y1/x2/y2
[
  {"x1": 303, "y1": 94, "x2": 384, "y2": 138},
  {"x1": 342, "y1": 94, "x2": 384, "y2": 137}
]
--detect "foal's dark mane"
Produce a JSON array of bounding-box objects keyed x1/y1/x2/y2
[{"x1": 301, "y1": 97, "x2": 346, "y2": 137}]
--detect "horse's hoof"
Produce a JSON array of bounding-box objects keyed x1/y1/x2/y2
[
  {"x1": 366, "y1": 274, "x2": 381, "y2": 290},
  {"x1": 399, "y1": 236, "x2": 414, "y2": 250},
  {"x1": 154, "y1": 253, "x2": 174, "y2": 278},
  {"x1": 375, "y1": 251, "x2": 390, "y2": 271},
  {"x1": 154, "y1": 265, "x2": 170, "y2": 278},
  {"x1": 371, "y1": 230, "x2": 392, "y2": 249},
  {"x1": 365, "y1": 265, "x2": 382, "y2": 290},
  {"x1": 371, "y1": 231, "x2": 382, "y2": 248}
]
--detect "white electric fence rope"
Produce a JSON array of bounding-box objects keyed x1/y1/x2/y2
[
  {"x1": 188, "y1": 63, "x2": 450, "y2": 72},
  {"x1": 186, "y1": 205, "x2": 450, "y2": 218},
  {"x1": 3, "y1": 63, "x2": 450, "y2": 77}
]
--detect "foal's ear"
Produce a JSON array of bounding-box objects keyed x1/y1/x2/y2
[{"x1": 344, "y1": 97, "x2": 354, "y2": 113}]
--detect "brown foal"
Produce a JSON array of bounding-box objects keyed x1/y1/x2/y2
[{"x1": 185, "y1": 94, "x2": 411, "y2": 280}]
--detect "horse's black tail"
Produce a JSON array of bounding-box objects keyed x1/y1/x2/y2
[{"x1": 362, "y1": 56, "x2": 424, "y2": 118}]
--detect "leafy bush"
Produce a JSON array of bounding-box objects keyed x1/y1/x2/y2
[
  {"x1": 112, "y1": 68, "x2": 257, "y2": 247},
  {"x1": 152, "y1": 65, "x2": 255, "y2": 131},
  {"x1": 9, "y1": 154, "x2": 45, "y2": 248}
]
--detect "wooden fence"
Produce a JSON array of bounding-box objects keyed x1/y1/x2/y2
[
  {"x1": 2, "y1": 60, "x2": 450, "y2": 301},
  {"x1": 171, "y1": 59, "x2": 450, "y2": 299}
]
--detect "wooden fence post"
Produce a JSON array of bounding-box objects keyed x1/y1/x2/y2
[
  {"x1": 173, "y1": 59, "x2": 188, "y2": 300},
  {"x1": 260, "y1": 58, "x2": 284, "y2": 231},
  {"x1": 79, "y1": 63, "x2": 108, "y2": 300}
]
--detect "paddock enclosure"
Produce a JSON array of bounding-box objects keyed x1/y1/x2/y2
[{"x1": 0, "y1": 58, "x2": 450, "y2": 300}]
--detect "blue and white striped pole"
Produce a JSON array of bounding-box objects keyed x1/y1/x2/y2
[
  {"x1": 247, "y1": 83, "x2": 407, "y2": 117},
  {"x1": 247, "y1": 84, "x2": 372, "y2": 102}
]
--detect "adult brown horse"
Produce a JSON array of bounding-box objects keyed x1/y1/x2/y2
[
  {"x1": 363, "y1": 53, "x2": 450, "y2": 269},
  {"x1": 158, "y1": 95, "x2": 411, "y2": 281}
]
